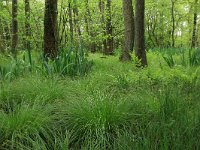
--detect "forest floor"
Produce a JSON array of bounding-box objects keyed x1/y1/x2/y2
[{"x1": 0, "y1": 51, "x2": 200, "y2": 149}]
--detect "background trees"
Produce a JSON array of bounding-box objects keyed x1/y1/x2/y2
[
  {"x1": 1, "y1": 1, "x2": 200, "y2": 149},
  {"x1": 0, "y1": 0, "x2": 199, "y2": 58}
]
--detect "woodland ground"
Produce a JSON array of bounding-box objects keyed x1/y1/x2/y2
[{"x1": 0, "y1": 50, "x2": 200, "y2": 149}]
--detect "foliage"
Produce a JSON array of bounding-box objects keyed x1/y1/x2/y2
[
  {"x1": 43, "y1": 46, "x2": 93, "y2": 77},
  {"x1": 0, "y1": 56, "x2": 31, "y2": 80},
  {"x1": 1, "y1": 52, "x2": 200, "y2": 149},
  {"x1": 163, "y1": 54, "x2": 175, "y2": 68},
  {"x1": 0, "y1": 47, "x2": 92, "y2": 80},
  {"x1": 0, "y1": 0, "x2": 200, "y2": 148},
  {"x1": 162, "y1": 48, "x2": 200, "y2": 68}
]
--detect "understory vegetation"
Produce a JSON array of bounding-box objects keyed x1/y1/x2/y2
[
  {"x1": 1, "y1": 49, "x2": 200, "y2": 149},
  {"x1": 1, "y1": 0, "x2": 200, "y2": 149}
]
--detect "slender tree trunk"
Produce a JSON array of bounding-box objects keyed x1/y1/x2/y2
[
  {"x1": 44, "y1": 0, "x2": 58, "y2": 59},
  {"x1": 59, "y1": 6, "x2": 68, "y2": 48},
  {"x1": 104, "y1": 0, "x2": 114, "y2": 55},
  {"x1": 84, "y1": 0, "x2": 96, "y2": 52},
  {"x1": 135, "y1": 0, "x2": 147, "y2": 66},
  {"x1": 24, "y1": 0, "x2": 31, "y2": 50},
  {"x1": 191, "y1": 0, "x2": 198, "y2": 48},
  {"x1": 120, "y1": 0, "x2": 134, "y2": 61},
  {"x1": 99, "y1": 0, "x2": 107, "y2": 53},
  {"x1": 68, "y1": 1, "x2": 74, "y2": 43},
  {"x1": 12, "y1": 0, "x2": 18, "y2": 58},
  {"x1": 73, "y1": 5, "x2": 81, "y2": 37},
  {"x1": 84, "y1": 0, "x2": 90, "y2": 34},
  {"x1": 24, "y1": 0, "x2": 32, "y2": 66},
  {"x1": 171, "y1": 0, "x2": 175, "y2": 47}
]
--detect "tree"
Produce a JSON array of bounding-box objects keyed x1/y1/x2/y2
[
  {"x1": 24, "y1": 0, "x2": 31, "y2": 50},
  {"x1": 171, "y1": 0, "x2": 175, "y2": 47},
  {"x1": 44, "y1": 0, "x2": 58, "y2": 59},
  {"x1": 84, "y1": 0, "x2": 96, "y2": 52},
  {"x1": 73, "y1": 1, "x2": 81, "y2": 38},
  {"x1": 68, "y1": 0, "x2": 73, "y2": 43},
  {"x1": 135, "y1": 0, "x2": 147, "y2": 66},
  {"x1": 99, "y1": 0, "x2": 107, "y2": 53},
  {"x1": 191, "y1": 0, "x2": 198, "y2": 48},
  {"x1": 120, "y1": 0, "x2": 134, "y2": 61},
  {"x1": 104, "y1": 0, "x2": 114, "y2": 55},
  {"x1": 12, "y1": 0, "x2": 18, "y2": 58}
]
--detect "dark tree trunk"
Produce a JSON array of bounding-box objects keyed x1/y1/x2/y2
[
  {"x1": 135, "y1": 0, "x2": 147, "y2": 66},
  {"x1": 24, "y1": 0, "x2": 31, "y2": 50},
  {"x1": 171, "y1": 0, "x2": 175, "y2": 47},
  {"x1": 84, "y1": 0, "x2": 90, "y2": 34},
  {"x1": 68, "y1": 1, "x2": 74, "y2": 43},
  {"x1": 12, "y1": 0, "x2": 18, "y2": 58},
  {"x1": 120, "y1": 0, "x2": 134, "y2": 61},
  {"x1": 191, "y1": 0, "x2": 198, "y2": 48},
  {"x1": 104, "y1": 0, "x2": 114, "y2": 55},
  {"x1": 44, "y1": 0, "x2": 58, "y2": 59}
]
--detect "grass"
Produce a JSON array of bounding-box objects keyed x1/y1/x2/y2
[{"x1": 0, "y1": 50, "x2": 200, "y2": 149}]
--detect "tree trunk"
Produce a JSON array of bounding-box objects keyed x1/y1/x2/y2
[
  {"x1": 104, "y1": 0, "x2": 114, "y2": 55},
  {"x1": 24, "y1": 0, "x2": 31, "y2": 50},
  {"x1": 171, "y1": 0, "x2": 175, "y2": 47},
  {"x1": 120, "y1": 0, "x2": 134, "y2": 61},
  {"x1": 12, "y1": 0, "x2": 18, "y2": 58},
  {"x1": 44, "y1": 0, "x2": 58, "y2": 59},
  {"x1": 73, "y1": 5, "x2": 81, "y2": 38},
  {"x1": 68, "y1": 1, "x2": 74, "y2": 43},
  {"x1": 191, "y1": 0, "x2": 198, "y2": 48},
  {"x1": 84, "y1": 0, "x2": 96, "y2": 52},
  {"x1": 84, "y1": 0, "x2": 90, "y2": 34},
  {"x1": 99, "y1": 0, "x2": 107, "y2": 53},
  {"x1": 135, "y1": 0, "x2": 147, "y2": 67}
]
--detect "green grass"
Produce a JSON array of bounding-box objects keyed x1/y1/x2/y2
[{"x1": 0, "y1": 50, "x2": 200, "y2": 149}]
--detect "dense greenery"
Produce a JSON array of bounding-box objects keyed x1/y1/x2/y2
[
  {"x1": 1, "y1": 50, "x2": 200, "y2": 149},
  {"x1": 0, "y1": 0, "x2": 199, "y2": 53},
  {"x1": 0, "y1": 0, "x2": 200, "y2": 149}
]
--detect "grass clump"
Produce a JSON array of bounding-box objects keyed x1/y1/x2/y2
[
  {"x1": 0, "y1": 102, "x2": 55, "y2": 150},
  {"x1": 59, "y1": 92, "x2": 137, "y2": 149},
  {"x1": 0, "y1": 51, "x2": 200, "y2": 149}
]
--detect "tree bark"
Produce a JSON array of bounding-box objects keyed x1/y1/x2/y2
[
  {"x1": 84, "y1": 0, "x2": 96, "y2": 52},
  {"x1": 73, "y1": 5, "x2": 81, "y2": 38},
  {"x1": 12, "y1": 0, "x2": 18, "y2": 58},
  {"x1": 44, "y1": 0, "x2": 58, "y2": 59},
  {"x1": 135, "y1": 0, "x2": 147, "y2": 66},
  {"x1": 68, "y1": 1, "x2": 74, "y2": 43},
  {"x1": 191, "y1": 0, "x2": 198, "y2": 48},
  {"x1": 171, "y1": 0, "x2": 175, "y2": 47},
  {"x1": 99, "y1": 0, "x2": 107, "y2": 53},
  {"x1": 24, "y1": 0, "x2": 31, "y2": 50},
  {"x1": 104, "y1": 0, "x2": 114, "y2": 55},
  {"x1": 120, "y1": 0, "x2": 134, "y2": 61}
]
